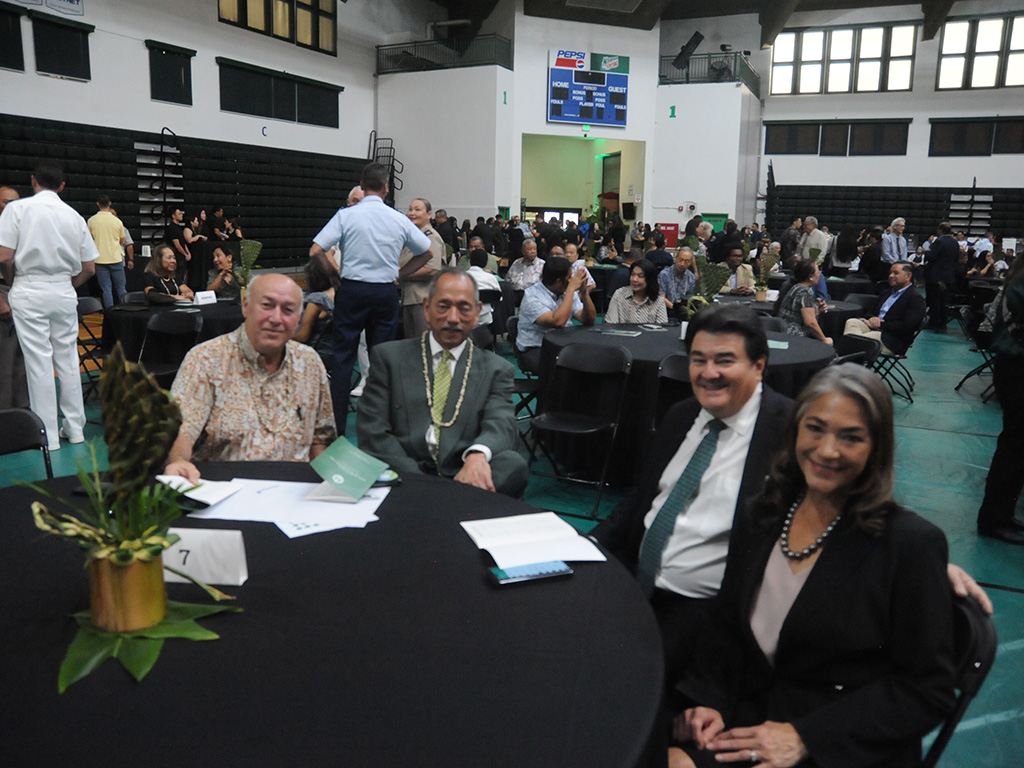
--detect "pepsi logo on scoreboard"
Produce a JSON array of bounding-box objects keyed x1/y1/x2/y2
[{"x1": 554, "y1": 50, "x2": 586, "y2": 69}]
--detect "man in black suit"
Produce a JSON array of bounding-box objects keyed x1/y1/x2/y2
[
  {"x1": 924, "y1": 221, "x2": 959, "y2": 330},
  {"x1": 594, "y1": 304, "x2": 792, "y2": 679},
  {"x1": 842, "y1": 261, "x2": 926, "y2": 355}
]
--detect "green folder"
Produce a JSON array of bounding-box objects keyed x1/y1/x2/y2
[{"x1": 308, "y1": 437, "x2": 389, "y2": 503}]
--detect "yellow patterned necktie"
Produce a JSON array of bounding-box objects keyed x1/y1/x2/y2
[{"x1": 432, "y1": 350, "x2": 453, "y2": 423}]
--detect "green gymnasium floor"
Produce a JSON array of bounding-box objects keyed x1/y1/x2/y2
[{"x1": 2, "y1": 322, "x2": 1021, "y2": 766}]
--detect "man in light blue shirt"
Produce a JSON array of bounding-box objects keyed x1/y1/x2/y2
[
  {"x1": 881, "y1": 217, "x2": 907, "y2": 263},
  {"x1": 516, "y1": 256, "x2": 595, "y2": 372},
  {"x1": 310, "y1": 162, "x2": 432, "y2": 432}
]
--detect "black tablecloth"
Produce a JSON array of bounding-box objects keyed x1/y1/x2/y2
[
  {"x1": 103, "y1": 301, "x2": 245, "y2": 360},
  {"x1": 539, "y1": 325, "x2": 835, "y2": 484},
  {"x1": 0, "y1": 466, "x2": 661, "y2": 768}
]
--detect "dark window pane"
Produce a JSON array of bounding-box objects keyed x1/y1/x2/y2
[
  {"x1": 33, "y1": 19, "x2": 90, "y2": 80},
  {"x1": 150, "y1": 49, "x2": 192, "y2": 105},
  {"x1": 272, "y1": 77, "x2": 296, "y2": 121},
  {"x1": 929, "y1": 121, "x2": 992, "y2": 156},
  {"x1": 220, "y1": 64, "x2": 273, "y2": 118},
  {"x1": 0, "y1": 10, "x2": 24, "y2": 71},
  {"x1": 296, "y1": 82, "x2": 338, "y2": 127},
  {"x1": 765, "y1": 124, "x2": 820, "y2": 154},
  {"x1": 994, "y1": 120, "x2": 1024, "y2": 154},
  {"x1": 820, "y1": 123, "x2": 849, "y2": 155},
  {"x1": 849, "y1": 122, "x2": 907, "y2": 155}
]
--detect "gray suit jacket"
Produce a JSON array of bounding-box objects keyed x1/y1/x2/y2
[{"x1": 356, "y1": 337, "x2": 519, "y2": 479}]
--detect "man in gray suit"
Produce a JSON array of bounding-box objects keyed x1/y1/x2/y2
[{"x1": 357, "y1": 269, "x2": 528, "y2": 497}]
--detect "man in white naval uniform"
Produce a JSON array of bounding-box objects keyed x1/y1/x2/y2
[{"x1": 0, "y1": 161, "x2": 98, "y2": 449}]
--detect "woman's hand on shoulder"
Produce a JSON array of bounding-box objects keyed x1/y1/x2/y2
[{"x1": 708, "y1": 721, "x2": 808, "y2": 767}]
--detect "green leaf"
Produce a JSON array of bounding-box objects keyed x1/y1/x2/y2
[
  {"x1": 164, "y1": 600, "x2": 243, "y2": 621},
  {"x1": 114, "y1": 637, "x2": 164, "y2": 682},
  {"x1": 59, "y1": 628, "x2": 118, "y2": 693},
  {"x1": 127, "y1": 618, "x2": 220, "y2": 641}
]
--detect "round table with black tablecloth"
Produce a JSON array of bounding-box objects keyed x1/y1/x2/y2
[
  {"x1": 0, "y1": 465, "x2": 662, "y2": 768},
  {"x1": 539, "y1": 324, "x2": 835, "y2": 485},
  {"x1": 749, "y1": 299, "x2": 865, "y2": 340},
  {"x1": 102, "y1": 301, "x2": 245, "y2": 360}
]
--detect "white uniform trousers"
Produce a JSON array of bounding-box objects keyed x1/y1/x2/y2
[{"x1": 9, "y1": 278, "x2": 86, "y2": 449}]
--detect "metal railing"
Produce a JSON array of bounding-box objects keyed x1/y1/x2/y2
[
  {"x1": 658, "y1": 52, "x2": 761, "y2": 98},
  {"x1": 376, "y1": 34, "x2": 512, "y2": 75}
]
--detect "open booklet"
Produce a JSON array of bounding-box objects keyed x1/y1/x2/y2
[
  {"x1": 461, "y1": 511, "x2": 607, "y2": 569},
  {"x1": 307, "y1": 436, "x2": 389, "y2": 503}
]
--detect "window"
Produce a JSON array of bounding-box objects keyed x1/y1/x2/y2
[
  {"x1": 765, "y1": 120, "x2": 910, "y2": 156},
  {"x1": 930, "y1": 118, "x2": 1024, "y2": 155},
  {"x1": 0, "y1": 4, "x2": 25, "y2": 72},
  {"x1": 771, "y1": 24, "x2": 916, "y2": 95},
  {"x1": 219, "y1": 0, "x2": 336, "y2": 55},
  {"x1": 146, "y1": 41, "x2": 195, "y2": 106},
  {"x1": 30, "y1": 12, "x2": 93, "y2": 80},
  {"x1": 216, "y1": 57, "x2": 342, "y2": 128},
  {"x1": 938, "y1": 15, "x2": 1024, "y2": 89}
]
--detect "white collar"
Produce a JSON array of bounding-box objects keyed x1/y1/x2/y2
[
  {"x1": 427, "y1": 333, "x2": 468, "y2": 364},
  {"x1": 696, "y1": 382, "x2": 763, "y2": 437}
]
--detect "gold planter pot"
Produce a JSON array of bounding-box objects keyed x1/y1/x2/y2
[
  {"x1": 755, "y1": 288, "x2": 768, "y2": 302},
  {"x1": 89, "y1": 555, "x2": 167, "y2": 632}
]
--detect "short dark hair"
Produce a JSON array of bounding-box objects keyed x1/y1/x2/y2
[
  {"x1": 894, "y1": 261, "x2": 914, "y2": 277},
  {"x1": 684, "y1": 303, "x2": 769, "y2": 364},
  {"x1": 304, "y1": 257, "x2": 334, "y2": 293},
  {"x1": 360, "y1": 162, "x2": 388, "y2": 193},
  {"x1": 32, "y1": 161, "x2": 64, "y2": 191},
  {"x1": 653, "y1": 234, "x2": 665, "y2": 249},
  {"x1": 469, "y1": 248, "x2": 488, "y2": 269},
  {"x1": 869, "y1": 227, "x2": 884, "y2": 242},
  {"x1": 97, "y1": 194, "x2": 111, "y2": 207},
  {"x1": 541, "y1": 256, "x2": 571, "y2": 288},
  {"x1": 626, "y1": 246, "x2": 643, "y2": 263},
  {"x1": 938, "y1": 221, "x2": 953, "y2": 235}
]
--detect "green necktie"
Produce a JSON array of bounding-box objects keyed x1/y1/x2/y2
[
  {"x1": 432, "y1": 350, "x2": 453, "y2": 423},
  {"x1": 636, "y1": 419, "x2": 727, "y2": 597}
]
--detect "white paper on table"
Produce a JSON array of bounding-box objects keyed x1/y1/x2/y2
[
  {"x1": 187, "y1": 478, "x2": 388, "y2": 538},
  {"x1": 461, "y1": 511, "x2": 606, "y2": 569},
  {"x1": 156, "y1": 474, "x2": 242, "y2": 506}
]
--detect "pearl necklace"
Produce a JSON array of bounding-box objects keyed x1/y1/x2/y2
[{"x1": 779, "y1": 494, "x2": 843, "y2": 561}]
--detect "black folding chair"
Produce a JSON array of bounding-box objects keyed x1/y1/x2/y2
[
  {"x1": 873, "y1": 313, "x2": 927, "y2": 403},
  {"x1": 138, "y1": 310, "x2": 204, "y2": 389},
  {"x1": 953, "y1": 307, "x2": 995, "y2": 402},
  {"x1": 527, "y1": 343, "x2": 632, "y2": 517},
  {"x1": 122, "y1": 291, "x2": 148, "y2": 306},
  {"x1": 507, "y1": 316, "x2": 540, "y2": 421},
  {"x1": 920, "y1": 596, "x2": 997, "y2": 768},
  {"x1": 655, "y1": 352, "x2": 692, "y2": 430},
  {"x1": 0, "y1": 408, "x2": 53, "y2": 479},
  {"x1": 833, "y1": 334, "x2": 880, "y2": 368},
  {"x1": 77, "y1": 296, "x2": 106, "y2": 402},
  {"x1": 759, "y1": 316, "x2": 787, "y2": 333}
]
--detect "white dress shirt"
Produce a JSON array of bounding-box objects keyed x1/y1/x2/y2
[{"x1": 644, "y1": 385, "x2": 763, "y2": 598}]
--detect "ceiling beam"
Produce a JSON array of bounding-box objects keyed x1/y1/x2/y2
[
  {"x1": 758, "y1": 0, "x2": 801, "y2": 49},
  {"x1": 921, "y1": 0, "x2": 955, "y2": 41}
]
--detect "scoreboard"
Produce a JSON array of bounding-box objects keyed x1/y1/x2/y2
[{"x1": 547, "y1": 50, "x2": 629, "y2": 128}]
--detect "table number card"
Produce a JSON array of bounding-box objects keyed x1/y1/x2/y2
[
  {"x1": 164, "y1": 528, "x2": 248, "y2": 586},
  {"x1": 193, "y1": 290, "x2": 217, "y2": 305}
]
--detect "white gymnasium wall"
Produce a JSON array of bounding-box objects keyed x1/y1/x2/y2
[
  {"x1": 507, "y1": 6, "x2": 660, "y2": 221},
  {"x1": 0, "y1": 0, "x2": 441, "y2": 158},
  {"x1": 651, "y1": 83, "x2": 753, "y2": 229},
  {"x1": 662, "y1": 2, "x2": 1024, "y2": 190},
  {"x1": 377, "y1": 65, "x2": 506, "y2": 222}
]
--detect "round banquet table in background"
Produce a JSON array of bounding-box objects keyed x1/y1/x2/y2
[
  {"x1": 0, "y1": 464, "x2": 662, "y2": 768},
  {"x1": 823, "y1": 276, "x2": 877, "y2": 300},
  {"x1": 102, "y1": 301, "x2": 245, "y2": 360},
  {"x1": 747, "y1": 299, "x2": 864, "y2": 340},
  {"x1": 539, "y1": 324, "x2": 835, "y2": 485}
]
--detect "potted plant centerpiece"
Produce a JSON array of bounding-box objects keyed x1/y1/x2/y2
[
  {"x1": 755, "y1": 250, "x2": 780, "y2": 303},
  {"x1": 684, "y1": 255, "x2": 730, "y2": 318},
  {"x1": 237, "y1": 238, "x2": 263, "y2": 303}
]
